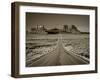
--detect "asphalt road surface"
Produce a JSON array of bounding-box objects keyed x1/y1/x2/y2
[{"x1": 27, "y1": 34, "x2": 89, "y2": 67}]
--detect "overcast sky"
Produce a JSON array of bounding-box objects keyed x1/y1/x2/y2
[{"x1": 26, "y1": 13, "x2": 89, "y2": 32}]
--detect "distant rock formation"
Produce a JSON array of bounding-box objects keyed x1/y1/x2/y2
[
  {"x1": 62, "y1": 25, "x2": 80, "y2": 34},
  {"x1": 70, "y1": 25, "x2": 80, "y2": 34},
  {"x1": 46, "y1": 28, "x2": 60, "y2": 34},
  {"x1": 30, "y1": 25, "x2": 47, "y2": 34},
  {"x1": 63, "y1": 25, "x2": 68, "y2": 32},
  {"x1": 29, "y1": 24, "x2": 86, "y2": 34}
]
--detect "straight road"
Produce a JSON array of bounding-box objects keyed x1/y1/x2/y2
[{"x1": 27, "y1": 34, "x2": 89, "y2": 67}]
